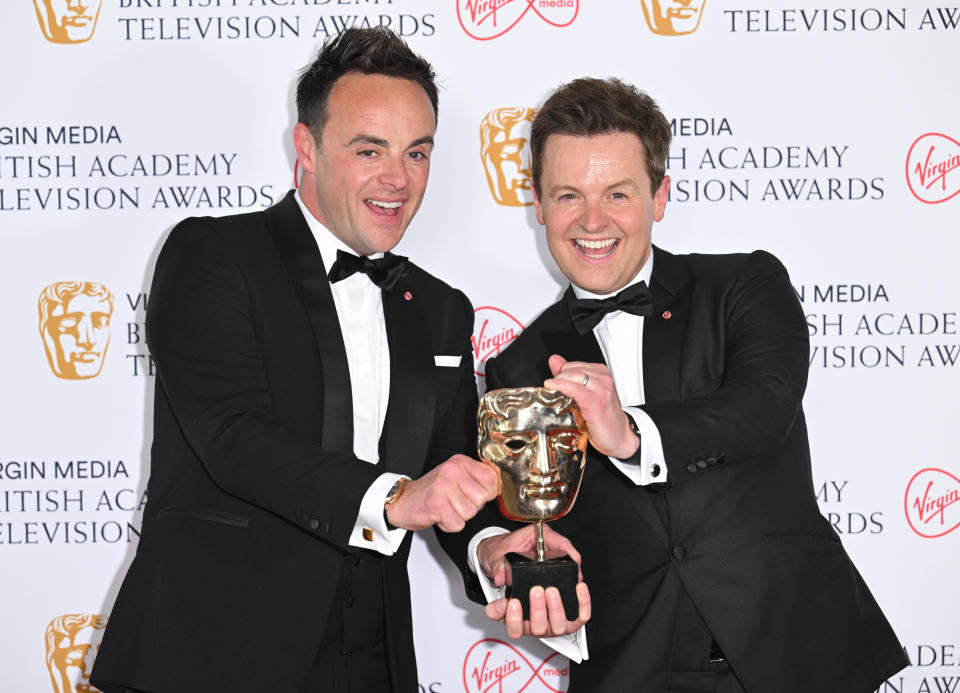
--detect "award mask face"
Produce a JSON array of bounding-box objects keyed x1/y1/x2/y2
[{"x1": 478, "y1": 387, "x2": 589, "y2": 522}]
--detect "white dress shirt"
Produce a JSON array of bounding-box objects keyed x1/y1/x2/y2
[
  {"x1": 294, "y1": 191, "x2": 407, "y2": 556},
  {"x1": 469, "y1": 250, "x2": 670, "y2": 662}
]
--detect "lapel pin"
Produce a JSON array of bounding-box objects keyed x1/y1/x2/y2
[
  {"x1": 403, "y1": 291, "x2": 413, "y2": 301},
  {"x1": 662, "y1": 310, "x2": 672, "y2": 319}
]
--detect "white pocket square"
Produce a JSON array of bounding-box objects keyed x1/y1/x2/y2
[{"x1": 434, "y1": 355, "x2": 461, "y2": 367}]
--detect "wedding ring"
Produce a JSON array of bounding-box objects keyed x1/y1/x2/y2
[{"x1": 582, "y1": 373, "x2": 590, "y2": 388}]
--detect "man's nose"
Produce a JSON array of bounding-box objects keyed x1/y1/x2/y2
[
  {"x1": 378, "y1": 155, "x2": 410, "y2": 189},
  {"x1": 579, "y1": 199, "x2": 608, "y2": 233}
]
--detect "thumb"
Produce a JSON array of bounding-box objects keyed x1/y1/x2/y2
[{"x1": 548, "y1": 354, "x2": 567, "y2": 377}]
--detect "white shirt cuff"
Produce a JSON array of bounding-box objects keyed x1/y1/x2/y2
[
  {"x1": 608, "y1": 406, "x2": 668, "y2": 486},
  {"x1": 467, "y1": 527, "x2": 589, "y2": 663},
  {"x1": 348, "y1": 472, "x2": 409, "y2": 555}
]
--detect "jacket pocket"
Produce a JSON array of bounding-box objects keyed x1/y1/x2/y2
[{"x1": 157, "y1": 506, "x2": 249, "y2": 528}]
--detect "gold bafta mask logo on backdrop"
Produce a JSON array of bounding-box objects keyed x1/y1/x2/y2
[
  {"x1": 45, "y1": 614, "x2": 108, "y2": 693},
  {"x1": 38, "y1": 281, "x2": 114, "y2": 380},
  {"x1": 480, "y1": 107, "x2": 538, "y2": 207},
  {"x1": 32, "y1": 0, "x2": 103, "y2": 44},
  {"x1": 641, "y1": 0, "x2": 706, "y2": 35}
]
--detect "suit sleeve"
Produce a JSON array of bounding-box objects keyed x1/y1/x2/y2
[
  {"x1": 147, "y1": 218, "x2": 382, "y2": 550},
  {"x1": 639, "y1": 251, "x2": 810, "y2": 487}
]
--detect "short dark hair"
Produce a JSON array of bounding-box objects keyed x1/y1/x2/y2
[
  {"x1": 296, "y1": 28, "x2": 439, "y2": 144},
  {"x1": 530, "y1": 77, "x2": 671, "y2": 197}
]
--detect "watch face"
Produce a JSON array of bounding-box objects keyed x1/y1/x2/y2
[{"x1": 386, "y1": 479, "x2": 404, "y2": 504}]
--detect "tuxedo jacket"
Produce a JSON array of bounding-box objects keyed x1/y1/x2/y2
[
  {"x1": 91, "y1": 191, "x2": 478, "y2": 693},
  {"x1": 448, "y1": 247, "x2": 907, "y2": 693}
]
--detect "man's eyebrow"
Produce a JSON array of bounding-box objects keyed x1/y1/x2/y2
[
  {"x1": 605, "y1": 178, "x2": 641, "y2": 191},
  {"x1": 344, "y1": 134, "x2": 435, "y2": 149},
  {"x1": 346, "y1": 134, "x2": 389, "y2": 148},
  {"x1": 547, "y1": 184, "x2": 581, "y2": 196},
  {"x1": 408, "y1": 135, "x2": 435, "y2": 149},
  {"x1": 548, "y1": 179, "x2": 641, "y2": 196}
]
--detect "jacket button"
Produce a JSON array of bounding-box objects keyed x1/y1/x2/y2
[
  {"x1": 686, "y1": 463, "x2": 698, "y2": 473},
  {"x1": 323, "y1": 522, "x2": 331, "y2": 534},
  {"x1": 672, "y1": 545, "x2": 687, "y2": 560},
  {"x1": 696, "y1": 459, "x2": 707, "y2": 469},
  {"x1": 308, "y1": 518, "x2": 320, "y2": 530},
  {"x1": 706, "y1": 457, "x2": 717, "y2": 466}
]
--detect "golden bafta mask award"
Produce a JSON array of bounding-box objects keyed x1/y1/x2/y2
[{"x1": 478, "y1": 387, "x2": 589, "y2": 619}]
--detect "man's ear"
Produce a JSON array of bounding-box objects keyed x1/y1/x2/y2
[
  {"x1": 532, "y1": 185, "x2": 546, "y2": 226},
  {"x1": 292, "y1": 123, "x2": 318, "y2": 174},
  {"x1": 653, "y1": 175, "x2": 670, "y2": 222}
]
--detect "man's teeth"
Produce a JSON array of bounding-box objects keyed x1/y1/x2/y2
[
  {"x1": 577, "y1": 239, "x2": 616, "y2": 249},
  {"x1": 575, "y1": 239, "x2": 617, "y2": 256},
  {"x1": 368, "y1": 200, "x2": 402, "y2": 209}
]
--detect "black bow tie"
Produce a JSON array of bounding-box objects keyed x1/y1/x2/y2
[
  {"x1": 328, "y1": 249, "x2": 407, "y2": 291},
  {"x1": 566, "y1": 281, "x2": 654, "y2": 335}
]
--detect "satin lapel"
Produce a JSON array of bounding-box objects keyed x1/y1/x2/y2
[
  {"x1": 642, "y1": 247, "x2": 692, "y2": 404},
  {"x1": 543, "y1": 288, "x2": 606, "y2": 370},
  {"x1": 380, "y1": 275, "x2": 435, "y2": 476},
  {"x1": 265, "y1": 191, "x2": 354, "y2": 454}
]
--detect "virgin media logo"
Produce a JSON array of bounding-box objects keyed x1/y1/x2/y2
[
  {"x1": 462, "y1": 639, "x2": 568, "y2": 692},
  {"x1": 904, "y1": 468, "x2": 960, "y2": 538},
  {"x1": 906, "y1": 133, "x2": 960, "y2": 204},
  {"x1": 473, "y1": 306, "x2": 524, "y2": 377},
  {"x1": 457, "y1": 0, "x2": 578, "y2": 40}
]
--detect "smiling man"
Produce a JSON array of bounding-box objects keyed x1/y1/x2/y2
[
  {"x1": 446, "y1": 77, "x2": 908, "y2": 693},
  {"x1": 90, "y1": 28, "x2": 497, "y2": 693}
]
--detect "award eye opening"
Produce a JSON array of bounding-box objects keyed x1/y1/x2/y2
[
  {"x1": 552, "y1": 431, "x2": 580, "y2": 453},
  {"x1": 505, "y1": 439, "x2": 527, "y2": 452}
]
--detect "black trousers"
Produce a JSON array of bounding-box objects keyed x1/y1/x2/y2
[{"x1": 667, "y1": 589, "x2": 747, "y2": 693}]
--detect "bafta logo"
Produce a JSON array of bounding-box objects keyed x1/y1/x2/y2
[
  {"x1": 480, "y1": 107, "x2": 538, "y2": 207},
  {"x1": 641, "y1": 0, "x2": 706, "y2": 35},
  {"x1": 38, "y1": 281, "x2": 114, "y2": 380},
  {"x1": 45, "y1": 614, "x2": 108, "y2": 693},
  {"x1": 32, "y1": 0, "x2": 103, "y2": 44}
]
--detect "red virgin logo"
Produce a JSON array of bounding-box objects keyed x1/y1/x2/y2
[
  {"x1": 904, "y1": 468, "x2": 960, "y2": 538},
  {"x1": 462, "y1": 639, "x2": 568, "y2": 692},
  {"x1": 905, "y1": 133, "x2": 960, "y2": 204},
  {"x1": 457, "y1": 0, "x2": 578, "y2": 41},
  {"x1": 473, "y1": 306, "x2": 524, "y2": 377}
]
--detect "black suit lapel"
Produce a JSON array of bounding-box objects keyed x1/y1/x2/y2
[
  {"x1": 380, "y1": 275, "x2": 436, "y2": 476},
  {"x1": 642, "y1": 247, "x2": 693, "y2": 404},
  {"x1": 265, "y1": 191, "x2": 354, "y2": 454},
  {"x1": 542, "y1": 288, "x2": 606, "y2": 371}
]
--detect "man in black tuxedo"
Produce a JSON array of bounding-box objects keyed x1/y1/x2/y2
[
  {"x1": 449, "y1": 78, "x2": 908, "y2": 692},
  {"x1": 91, "y1": 28, "x2": 497, "y2": 693}
]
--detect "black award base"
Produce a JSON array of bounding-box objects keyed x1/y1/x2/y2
[{"x1": 505, "y1": 552, "x2": 579, "y2": 621}]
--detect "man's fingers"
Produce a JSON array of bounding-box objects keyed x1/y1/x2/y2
[
  {"x1": 548, "y1": 354, "x2": 567, "y2": 376},
  {"x1": 527, "y1": 587, "x2": 548, "y2": 636},
  {"x1": 504, "y1": 599, "x2": 525, "y2": 639},
  {"x1": 576, "y1": 582, "x2": 591, "y2": 624},
  {"x1": 485, "y1": 598, "x2": 507, "y2": 622},
  {"x1": 545, "y1": 587, "x2": 568, "y2": 635}
]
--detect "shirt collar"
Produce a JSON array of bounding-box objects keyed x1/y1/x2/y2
[
  {"x1": 571, "y1": 247, "x2": 655, "y2": 300},
  {"x1": 294, "y1": 189, "x2": 384, "y2": 273}
]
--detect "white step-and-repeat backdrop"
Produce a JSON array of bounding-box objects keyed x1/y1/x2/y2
[{"x1": 2, "y1": 1, "x2": 958, "y2": 691}]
